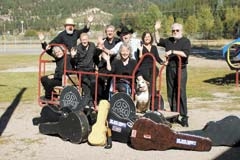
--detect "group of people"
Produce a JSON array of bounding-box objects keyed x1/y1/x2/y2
[{"x1": 39, "y1": 15, "x2": 191, "y2": 127}]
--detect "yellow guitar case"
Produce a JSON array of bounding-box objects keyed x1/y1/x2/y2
[{"x1": 88, "y1": 100, "x2": 110, "y2": 146}]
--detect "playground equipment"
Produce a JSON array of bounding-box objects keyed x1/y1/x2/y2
[
  {"x1": 222, "y1": 38, "x2": 240, "y2": 87},
  {"x1": 37, "y1": 44, "x2": 182, "y2": 117}
]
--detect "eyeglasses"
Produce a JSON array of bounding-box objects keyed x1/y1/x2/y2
[{"x1": 172, "y1": 29, "x2": 180, "y2": 33}]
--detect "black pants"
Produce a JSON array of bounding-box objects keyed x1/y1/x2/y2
[
  {"x1": 97, "y1": 77, "x2": 111, "y2": 102},
  {"x1": 41, "y1": 75, "x2": 62, "y2": 99},
  {"x1": 166, "y1": 65, "x2": 187, "y2": 117},
  {"x1": 81, "y1": 74, "x2": 95, "y2": 105}
]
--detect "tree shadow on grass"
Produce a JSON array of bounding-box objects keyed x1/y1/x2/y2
[
  {"x1": 203, "y1": 73, "x2": 239, "y2": 86},
  {"x1": 191, "y1": 47, "x2": 224, "y2": 60},
  {"x1": 0, "y1": 87, "x2": 27, "y2": 136}
]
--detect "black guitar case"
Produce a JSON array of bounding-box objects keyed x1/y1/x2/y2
[
  {"x1": 32, "y1": 105, "x2": 62, "y2": 126},
  {"x1": 39, "y1": 110, "x2": 90, "y2": 144},
  {"x1": 143, "y1": 111, "x2": 172, "y2": 128},
  {"x1": 59, "y1": 85, "x2": 97, "y2": 125},
  {"x1": 182, "y1": 115, "x2": 240, "y2": 146},
  {"x1": 107, "y1": 92, "x2": 137, "y2": 143},
  {"x1": 59, "y1": 86, "x2": 88, "y2": 112}
]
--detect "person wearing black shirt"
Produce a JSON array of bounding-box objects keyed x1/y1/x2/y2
[
  {"x1": 70, "y1": 33, "x2": 101, "y2": 107},
  {"x1": 96, "y1": 25, "x2": 121, "y2": 100},
  {"x1": 137, "y1": 31, "x2": 164, "y2": 84},
  {"x1": 38, "y1": 33, "x2": 72, "y2": 100},
  {"x1": 137, "y1": 31, "x2": 164, "y2": 110},
  {"x1": 104, "y1": 42, "x2": 137, "y2": 97},
  {"x1": 155, "y1": 21, "x2": 191, "y2": 127},
  {"x1": 40, "y1": 45, "x2": 72, "y2": 100},
  {"x1": 49, "y1": 16, "x2": 93, "y2": 51}
]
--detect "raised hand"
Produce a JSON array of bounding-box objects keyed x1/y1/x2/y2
[
  {"x1": 87, "y1": 15, "x2": 94, "y2": 23},
  {"x1": 38, "y1": 32, "x2": 45, "y2": 42},
  {"x1": 97, "y1": 36, "x2": 104, "y2": 50},
  {"x1": 155, "y1": 20, "x2": 161, "y2": 31},
  {"x1": 70, "y1": 47, "x2": 77, "y2": 57}
]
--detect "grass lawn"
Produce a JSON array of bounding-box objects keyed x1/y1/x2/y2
[{"x1": 0, "y1": 54, "x2": 240, "y2": 106}]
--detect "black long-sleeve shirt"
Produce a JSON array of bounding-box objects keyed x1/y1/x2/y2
[
  {"x1": 111, "y1": 58, "x2": 137, "y2": 82},
  {"x1": 49, "y1": 26, "x2": 89, "y2": 51},
  {"x1": 41, "y1": 42, "x2": 72, "y2": 80},
  {"x1": 138, "y1": 45, "x2": 163, "y2": 67},
  {"x1": 157, "y1": 37, "x2": 191, "y2": 67},
  {"x1": 71, "y1": 42, "x2": 101, "y2": 71}
]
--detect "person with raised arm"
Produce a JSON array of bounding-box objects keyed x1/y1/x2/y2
[{"x1": 154, "y1": 20, "x2": 191, "y2": 127}]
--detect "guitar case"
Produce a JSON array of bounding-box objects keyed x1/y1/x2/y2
[
  {"x1": 32, "y1": 105, "x2": 62, "y2": 126},
  {"x1": 39, "y1": 110, "x2": 90, "y2": 144},
  {"x1": 143, "y1": 111, "x2": 172, "y2": 128},
  {"x1": 88, "y1": 100, "x2": 110, "y2": 146},
  {"x1": 59, "y1": 86, "x2": 87, "y2": 112},
  {"x1": 108, "y1": 92, "x2": 137, "y2": 143},
  {"x1": 59, "y1": 85, "x2": 97, "y2": 125},
  {"x1": 182, "y1": 115, "x2": 240, "y2": 146},
  {"x1": 130, "y1": 118, "x2": 212, "y2": 151}
]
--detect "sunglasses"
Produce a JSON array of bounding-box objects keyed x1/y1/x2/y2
[{"x1": 172, "y1": 29, "x2": 180, "y2": 33}]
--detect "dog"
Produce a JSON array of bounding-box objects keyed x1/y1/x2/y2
[{"x1": 135, "y1": 79, "x2": 150, "y2": 113}]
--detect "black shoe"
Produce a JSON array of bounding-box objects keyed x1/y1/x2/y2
[
  {"x1": 168, "y1": 116, "x2": 180, "y2": 124},
  {"x1": 180, "y1": 116, "x2": 189, "y2": 127},
  {"x1": 40, "y1": 96, "x2": 51, "y2": 101}
]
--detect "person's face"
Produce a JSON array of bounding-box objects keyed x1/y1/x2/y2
[
  {"x1": 143, "y1": 33, "x2": 152, "y2": 45},
  {"x1": 120, "y1": 46, "x2": 130, "y2": 61},
  {"x1": 65, "y1": 24, "x2": 75, "y2": 34},
  {"x1": 106, "y1": 27, "x2": 115, "y2": 39},
  {"x1": 80, "y1": 35, "x2": 89, "y2": 47},
  {"x1": 121, "y1": 33, "x2": 131, "y2": 43},
  {"x1": 53, "y1": 47, "x2": 64, "y2": 58},
  {"x1": 171, "y1": 25, "x2": 183, "y2": 39}
]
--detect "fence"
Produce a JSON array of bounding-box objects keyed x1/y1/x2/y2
[{"x1": 0, "y1": 34, "x2": 234, "y2": 54}]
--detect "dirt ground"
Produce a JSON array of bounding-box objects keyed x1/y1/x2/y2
[{"x1": 0, "y1": 56, "x2": 240, "y2": 160}]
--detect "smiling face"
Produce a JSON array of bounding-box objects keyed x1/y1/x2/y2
[
  {"x1": 80, "y1": 33, "x2": 89, "y2": 47},
  {"x1": 120, "y1": 46, "x2": 130, "y2": 60},
  {"x1": 105, "y1": 25, "x2": 115, "y2": 39},
  {"x1": 171, "y1": 23, "x2": 183, "y2": 39},
  {"x1": 53, "y1": 46, "x2": 64, "y2": 58},
  {"x1": 142, "y1": 32, "x2": 153, "y2": 45}
]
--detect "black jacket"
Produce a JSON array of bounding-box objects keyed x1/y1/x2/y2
[
  {"x1": 41, "y1": 42, "x2": 72, "y2": 80},
  {"x1": 72, "y1": 42, "x2": 101, "y2": 71},
  {"x1": 49, "y1": 26, "x2": 89, "y2": 51},
  {"x1": 157, "y1": 37, "x2": 191, "y2": 66}
]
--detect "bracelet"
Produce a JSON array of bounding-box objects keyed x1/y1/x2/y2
[{"x1": 171, "y1": 50, "x2": 174, "y2": 55}]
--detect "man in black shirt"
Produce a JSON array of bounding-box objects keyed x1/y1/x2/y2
[
  {"x1": 103, "y1": 25, "x2": 121, "y2": 50},
  {"x1": 70, "y1": 33, "x2": 101, "y2": 107},
  {"x1": 155, "y1": 21, "x2": 191, "y2": 127},
  {"x1": 40, "y1": 16, "x2": 94, "y2": 52}
]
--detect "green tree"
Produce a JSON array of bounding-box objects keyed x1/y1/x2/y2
[
  {"x1": 223, "y1": 6, "x2": 239, "y2": 38},
  {"x1": 136, "y1": 4, "x2": 162, "y2": 33},
  {"x1": 197, "y1": 5, "x2": 214, "y2": 39},
  {"x1": 211, "y1": 14, "x2": 224, "y2": 39},
  {"x1": 184, "y1": 15, "x2": 198, "y2": 38},
  {"x1": 175, "y1": 17, "x2": 183, "y2": 25},
  {"x1": 162, "y1": 15, "x2": 174, "y2": 36}
]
